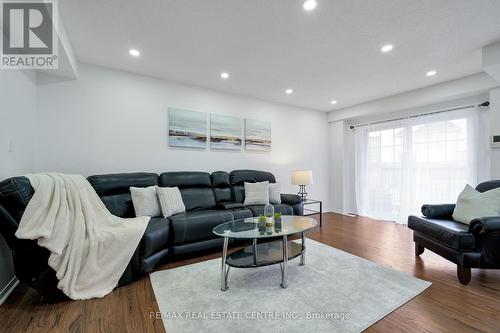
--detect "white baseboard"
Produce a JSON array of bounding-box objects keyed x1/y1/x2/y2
[
  {"x1": 324, "y1": 209, "x2": 357, "y2": 217},
  {"x1": 0, "y1": 277, "x2": 19, "y2": 305}
]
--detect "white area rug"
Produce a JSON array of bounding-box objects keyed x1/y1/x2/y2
[{"x1": 150, "y1": 239, "x2": 430, "y2": 333}]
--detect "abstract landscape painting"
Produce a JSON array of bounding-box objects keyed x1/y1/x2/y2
[
  {"x1": 168, "y1": 108, "x2": 207, "y2": 148},
  {"x1": 244, "y1": 119, "x2": 271, "y2": 151},
  {"x1": 210, "y1": 114, "x2": 242, "y2": 150}
]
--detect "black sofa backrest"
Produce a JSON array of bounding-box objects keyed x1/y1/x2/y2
[
  {"x1": 0, "y1": 176, "x2": 34, "y2": 224},
  {"x1": 87, "y1": 173, "x2": 159, "y2": 218},
  {"x1": 159, "y1": 172, "x2": 217, "y2": 211},
  {"x1": 0, "y1": 169, "x2": 279, "y2": 227},
  {"x1": 229, "y1": 170, "x2": 276, "y2": 203},
  {"x1": 0, "y1": 177, "x2": 35, "y2": 252},
  {"x1": 211, "y1": 171, "x2": 231, "y2": 204},
  {"x1": 475, "y1": 180, "x2": 500, "y2": 193}
]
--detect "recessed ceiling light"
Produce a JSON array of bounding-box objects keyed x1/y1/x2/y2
[
  {"x1": 426, "y1": 70, "x2": 437, "y2": 76},
  {"x1": 286, "y1": 89, "x2": 293, "y2": 95},
  {"x1": 129, "y1": 49, "x2": 140, "y2": 57},
  {"x1": 381, "y1": 44, "x2": 393, "y2": 53},
  {"x1": 303, "y1": 0, "x2": 317, "y2": 11},
  {"x1": 220, "y1": 72, "x2": 230, "y2": 79},
  {"x1": 330, "y1": 100, "x2": 337, "y2": 105}
]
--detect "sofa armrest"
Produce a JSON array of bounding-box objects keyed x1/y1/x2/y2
[
  {"x1": 217, "y1": 202, "x2": 245, "y2": 210},
  {"x1": 469, "y1": 216, "x2": 500, "y2": 234},
  {"x1": 281, "y1": 193, "x2": 302, "y2": 206},
  {"x1": 469, "y1": 216, "x2": 500, "y2": 267},
  {"x1": 421, "y1": 204, "x2": 456, "y2": 220}
]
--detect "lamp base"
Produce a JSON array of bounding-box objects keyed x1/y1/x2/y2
[{"x1": 298, "y1": 185, "x2": 307, "y2": 201}]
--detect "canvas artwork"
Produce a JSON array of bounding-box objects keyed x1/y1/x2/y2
[
  {"x1": 210, "y1": 114, "x2": 242, "y2": 150},
  {"x1": 168, "y1": 108, "x2": 207, "y2": 148},
  {"x1": 244, "y1": 119, "x2": 271, "y2": 151}
]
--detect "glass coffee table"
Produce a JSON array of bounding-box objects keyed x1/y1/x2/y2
[{"x1": 212, "y1": 216, "x2": 318, "y2": 291}]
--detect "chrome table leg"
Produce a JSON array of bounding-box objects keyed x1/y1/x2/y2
[
  {"x1": 224, "y1": 266, "x2": 230, "y2": 290},
  {"x1": 252, "y1": 238, "x2": 257, "y2": 266},
  {"x1": 300, "y1": 232, "x2": 305, "y2": 266},
  {"x1": 281, "y1": 235, "x2": 288, "y2": 288},
  {"x1": 221, "y1": 237, "x2": 229, "y2": 291}
]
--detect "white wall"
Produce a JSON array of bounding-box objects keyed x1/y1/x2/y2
[
  {"x1": 36, "y1": 63, "x2": 330, "y2": 207},
  {"x1": 328, "y1": 121, "x2": 347, "y2": 213},
  {"x1": 328, "y1": 73, "x2": 497, "y2": 122},
  {"x1": 490, "y1": 87, "x2": 500, "y2": 179},
  {"x1": 0, "y1": 71, "x2": 37, "y2": 179},
  {"x1": 0, "y1": 70, "x2": 37, "y2": 301}
]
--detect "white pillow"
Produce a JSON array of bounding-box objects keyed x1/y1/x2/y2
[
  {"x1": 244, "y1": 181, "x2": 270, "y2": 206},
  {"x1": 130, "y1": 186, "x2": 162, "y2": 217},
  {"x1": 269, "y1": 183, "x2": 281, "y2": 204},
  {"x1": 156, "y1": 186, "x2": 186, "y2": 218},
  {"x1": 452, "y1": 184, "x2": 500, "y2": 225}
]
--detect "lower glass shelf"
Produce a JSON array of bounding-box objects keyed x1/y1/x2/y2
[{"x1": 226, "y1": 241, "x2": 304, "y2": 268}]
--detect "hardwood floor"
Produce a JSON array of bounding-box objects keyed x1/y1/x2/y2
[{"x1": 1, "y1": 212, "x2": 499, "y2": 333}]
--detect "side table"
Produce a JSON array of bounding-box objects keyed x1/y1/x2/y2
[{"x1": 302, "y1": 199, "x2": 322, "y2": 227}]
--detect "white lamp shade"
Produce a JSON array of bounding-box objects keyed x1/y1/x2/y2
[{"x1": 291, "y1": 170, "x2": 313, "y2": 185}]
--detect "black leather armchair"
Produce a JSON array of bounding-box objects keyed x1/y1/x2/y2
[{"x1": 408, "y1": 180, "x2": 500, "y2": 285}]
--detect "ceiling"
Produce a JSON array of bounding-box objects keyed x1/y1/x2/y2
[{"x1": 60, "y1": 0, "x2": 500, "y2": 112}]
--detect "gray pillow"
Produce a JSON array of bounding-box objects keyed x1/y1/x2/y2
[
  {"x1": 244, "y1": 181, "x2": 270, "y2": 206},
  {"x1": 130, "y1": 186, "x2": 162, "y2": 217},
  {"x1": 452, "y1": 184, "x2": 500, "y2": 224},
  {"x1": 269, "y1": 183, "x2": 281, "y2": 204},
  {"x1": 156, "y1": 186, "x2": 186, "y2": 218}
]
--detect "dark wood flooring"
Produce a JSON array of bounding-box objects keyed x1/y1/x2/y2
[{"x1": 1, "y1": 212, "x2": 499, "y2": 332}]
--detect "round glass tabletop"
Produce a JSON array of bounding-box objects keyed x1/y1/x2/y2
[{"x1": 212, "y1": 215, "x2": 318, "y2": 239}]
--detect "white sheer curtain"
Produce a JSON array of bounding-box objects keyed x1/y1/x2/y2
[{"x1": 354, "y1": 107, "x2": 479, "y2": 223}]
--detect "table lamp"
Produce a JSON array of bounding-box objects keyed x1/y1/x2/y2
[{"x1": 292, "y1": 170, "x2": 313, "y2": 200}]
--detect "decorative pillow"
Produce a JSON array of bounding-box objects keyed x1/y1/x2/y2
[
  {"x1": 269, "y1": 183, "x2": 281, "y2": 204},
  {"x1": 452, "y1": 184, "x2": 500, "y2": 225},
  {"x1": 130, "y1": 186, "x2": 162, "y2": 217},
  {"x1": 244, "y1": 181, "x2": 270, "y2": 206},
  {"x1": 156, "y1": 186, "x2": 186, "y2": 218}
]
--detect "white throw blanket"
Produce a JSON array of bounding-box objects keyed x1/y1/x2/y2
[{"x1": 15, "y1": 173, "x2": 149, "y2": 300}]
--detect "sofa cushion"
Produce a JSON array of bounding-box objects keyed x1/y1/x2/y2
[
  {"x1": 212, "y1": 171, "x2": 232, "y2": 203},
  {"x1": 87, "y1": 173, "x2": 159, "y2": 218},
  {"x1": 218, "y1": 202, "x2": 244, "y2": 210},
  {"x1": 169, "y1": 210, "x2": 234, "y2": 245},
  {"x1": 130, "y1": 186, "x2": 162, "y2": 217},
  {"x1": 269, "y1": 183, "x2": 281, "y2": 204},
  {"x1": 156, "y1": 186, "x2": 186, "y2": 217},
  {"x1": 141, "y1": 217, "x2": 170, "y2": 258},
  {"x1": 0, "y1": 176, "x2": 34, "y2": 222},
  {"x1": 229, "y1": 208, "x2": 253, "y2": 220},
  {"x1": 232, "y1": 185, "x2": 246, "y2": 203},
  {"x1": 281, "y1": 194, "x2": 302, "y2": 206},
  {"x1": 88, "y1": 173, "x2": 159, "y2": 196},
  {"x1": 101, "y1": 193, "x2": 135, "y2": 218},
  {"x1": 213, "y1": 187, "x2": 231, "y2": 203},
  {"x1": 230, "y1": 170, "x2": 276, "y2": 185},
  {"x1": 160, "y1": 172, "x2": 217, "y2": 211},
  {"x1": 160, "y1": 171, "x2": 212, "y2": 188},
  {"x1": 230, "y1": 170, "x2": 276, "y2": 203},
  {"x1": 475, "y1": 180, "x2": 500, "y2": 193},
  {"x1": 408, "y1": 215, "x2": 475, "y2": 250},
  {"x1": 246, "y1": 204, "x2": 293, "y2": 217},
  {"x1": 452, "y1": 184, "x2": 500, "y2": 225},
  {"x1": 211, "y1": 171, "x2": 230, "y2": 187},
  {"x1": 244, "y1": 181, "x2": 270, "y2": 206}
]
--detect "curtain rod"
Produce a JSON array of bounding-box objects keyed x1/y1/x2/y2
[{"x1": 349, "y1": 101, "x2": 489, "y2": 130}]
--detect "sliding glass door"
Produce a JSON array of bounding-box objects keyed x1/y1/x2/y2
[{"x1": 354, "y1": 108, "x2": 478, "y2": 223}]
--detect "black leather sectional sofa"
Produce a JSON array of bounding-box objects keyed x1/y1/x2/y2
[{"x1": 0, "y1": 169, "x2": 303, "y2": 301}]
